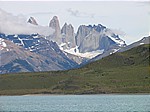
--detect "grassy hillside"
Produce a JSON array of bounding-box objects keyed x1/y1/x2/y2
[{"x1": 0, "y1": 44, "x2": 149, "y2": 95}]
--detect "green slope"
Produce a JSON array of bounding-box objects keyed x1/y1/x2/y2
[{"x1": 0, "y1": 44, "x2": 149, "y2": 95}]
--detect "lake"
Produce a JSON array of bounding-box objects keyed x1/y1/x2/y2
[{"x1": 0, "y1": 95, "x2": 150, "y2": 111}]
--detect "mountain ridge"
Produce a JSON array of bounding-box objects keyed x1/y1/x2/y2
[
  {"x1": 0, "y1": 34, "x2": 78, "y2": 74},
  {"x1": 88, "y1": 36, "x2": 150, "y2": 63}
]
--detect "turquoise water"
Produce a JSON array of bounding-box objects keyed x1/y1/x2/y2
[{"x1": 0, "y1": 95, "x2": 150, "y2": 111}]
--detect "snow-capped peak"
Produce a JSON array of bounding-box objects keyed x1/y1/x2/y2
[{"x1": 103, "y1": 29, "x2": 126, "y2": 46}]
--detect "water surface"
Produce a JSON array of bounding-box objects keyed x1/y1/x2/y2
[{"x1": 0, "y1": 95, "x2": 150, "y2": 111}]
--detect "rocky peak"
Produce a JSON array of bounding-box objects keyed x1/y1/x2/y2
[
  {"x1": 75, "y1": 24, "x2": 126, "y2": 53},
  {"x1": 75, "y1": 25, "x2": 91, "y2": 46},
  {"x1": 77, "y1": 25, "x2": 91, "y2": 36},
  {"x1": 63, "y1": 22, "x2": 67, "y2": 27},
  {"x1": 61, "y1": 23, "x2": 74, "y2": 36},
  {"x1": 94, "y1": 24, "x2": 106, "y2": 32},
  {"x1": 49, "y1": 16, "x2": 61, "y2": 43},
  {"x1": 87, "y1": 24, "x2": 106, "y2": 32},
  {"x1": 27, "y1": 17, "x2": 38, "y2": 25},
  {"x1": 61, "y1": 23, "x2": 76, "y2": 48},
  {"x1": 49, "y1": 16, "x2": 59, "y2": 28}
]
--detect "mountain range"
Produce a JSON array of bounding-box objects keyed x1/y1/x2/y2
[
  {"x1": 0, "y1": 9, "x2": 149, "y2": 74},
  {"x1": 46, "y1": 16, "x2": 126, "y2": 60}
]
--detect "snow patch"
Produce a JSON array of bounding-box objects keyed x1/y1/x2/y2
[
  {"x1": 109, "y1": 36, "x2": 125, "y2": 46},
  {"x1": 2, "y1": 41, "x2": 7, "y2": 47},
  {"x1": 59, "y1": 43, "x2": 67, "y2": 50},
  {"x1": 140, "y1": 43, "x2": 144, "y2": 45},
  {"x1": 110, "y1": 48, "x2": 120, "y2": 54},
  {"x1": 112, "y1": 48, "x2": 119, "y2": 53},
  {"x1": 64, "y1": 46, "x2": 104, "y2": 59},
  {"x1": 33, "y1": 35, "x2": 39, "y2": 39},
  {"x1": 18, "y1": 37, "x2": 24, "y2": 46},
  {"x1": 0, "y1": 38, "x2": 7, "y2": 50},
  {"x1": 14, "y1": 35, "x2": 18, "y2": 38}
]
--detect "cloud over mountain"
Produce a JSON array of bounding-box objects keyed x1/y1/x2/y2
[
  {"x1": 0, "y1": 8, "x2": 54, "y2": 36},
  {"x1": 67, "y1": 8, "x2": 95, "y2": 18}
]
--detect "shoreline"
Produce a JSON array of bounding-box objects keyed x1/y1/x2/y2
[{"x1": 0, "y1": 93, "x2": 150, "y2": 96}]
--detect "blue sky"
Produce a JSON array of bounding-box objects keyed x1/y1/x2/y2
[{"x1": 0, "y1": 1, "x2": 149, "y2": 44}]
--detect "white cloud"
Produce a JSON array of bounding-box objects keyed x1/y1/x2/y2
[
  {"x1": 109, "y1": 29, "x2": 126, "y2": 36},
  {"x1": 28, "y1": 11, "x2": 53, "y2": 16},
  {"x1": 0, "y1": 8, "x2": 54, "y2": 36},
  {"x1": 67, "y1": 8, "x2": 95, "y2": 18},
  {"x1": 0, "y1": 1, "x2": 149, "y2": 44}
]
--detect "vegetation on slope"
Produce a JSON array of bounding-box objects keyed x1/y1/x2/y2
[{"x1": 0, "y1": 44, "x2": 149, "y2": 95}]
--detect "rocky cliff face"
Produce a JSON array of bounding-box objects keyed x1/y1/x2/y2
[
  {"x1": 49, "y1": 16, "x2": 61, "y2": 44},
  {"x1": 28, "y1": 17, "x2": 38, "y2": 25},
  {"x1": 75, "y1": 25, "x2": 91, "y2": 47},
  {"x1": 75, "y1": 24, "x2": 126, "y2": 53},
  {"x1": 61, "y1": 23, "x2": 76, "y2": 49}
]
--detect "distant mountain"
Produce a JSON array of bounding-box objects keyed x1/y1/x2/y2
[
  {"x1": 118, "y1": 36, "x2": 150, "y2": 52},
  {"x1": 0, "y1": 33, "x2": 78, "y2": 74},
  {"x1": 75, "y1": 24, "x2": 126, "y2": 53},
  {"x1": 28, "y1": 17, "x2": 38, "y2": 25},
  {"x1": 89, "y1": 36, "x2": 150, "y2": 63},
  {"x1": 44, "y1": 16, "x2": 126, "y2": 62}
]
